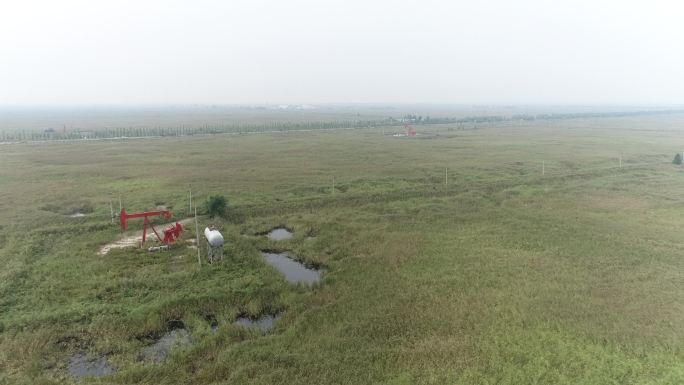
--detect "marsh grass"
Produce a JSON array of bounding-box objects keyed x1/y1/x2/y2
[{"x1": 1, "y1": 116, "x2": 683, "y2": 383}]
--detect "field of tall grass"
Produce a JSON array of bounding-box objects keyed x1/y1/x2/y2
[{"x1": 1, "y1": 115, "x2": 683, "y2": 384}]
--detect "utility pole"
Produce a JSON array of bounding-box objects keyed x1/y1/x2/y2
[
  {"x1": 119, "y1": 196, "x2": 122, "y2": 213},
  {"x1": 332, "y1": 176, "x2": 335, "y2": 195},
  {"x1": 189, "y1": 190, "x2": 192, "y2": 216},
  {"x1": 195, "y1": 206, "x2": 201, "y2": 268},
  {"x1": 110, "y1": 201, "x2": 114, "y2": 223},
  {"x1": 542, "y1": 161, "x2": 545, "y2": 176}
]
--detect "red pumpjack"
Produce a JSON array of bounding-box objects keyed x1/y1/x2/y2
[{"x1": 119, "y1": 208, "x2": 183, "y2": 246}]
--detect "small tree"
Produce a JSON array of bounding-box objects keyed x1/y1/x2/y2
[
  {"x1": 674, "y1": 153, "x2": 682, "y2": 165},
  {"x1": 204, "y1": 195, "x2": 227, "y2": 218}
]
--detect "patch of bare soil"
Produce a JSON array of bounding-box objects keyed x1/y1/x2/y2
[{"x1": 98, "y1": 218, "x2": 194, "y2": 255}]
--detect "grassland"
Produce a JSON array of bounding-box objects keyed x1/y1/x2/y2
[{"x1": 1, "y1": 114, "x2": 683, "y2": 384}]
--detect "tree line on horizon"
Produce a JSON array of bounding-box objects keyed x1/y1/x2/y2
[{"x1": 2, "y1": 109, "x2": 683, "y2": 142}]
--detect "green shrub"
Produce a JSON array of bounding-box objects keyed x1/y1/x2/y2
[
  {"x1": 204, "y1": 195, "x2": 227, "y2": 218},
  {"x1": 673, "y1": 153, "x2": 682, "y2": 165}
]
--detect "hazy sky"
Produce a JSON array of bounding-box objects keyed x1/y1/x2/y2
[{"x1": 1, "y1": 0, "x2": 682, "y2": 105}]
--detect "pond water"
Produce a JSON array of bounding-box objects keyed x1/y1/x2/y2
[
  {"x1": 68, "y1": 353, "x2": 114, "y2": 378},
  {"x1": 267, "y1": 228, "x2": 293, "y2": 241},
  {"x1": 234, "y1": 314, "x2": 280, "y2": 334},
  {"x1": 261, "y1": 251, "x2": 322, "y2": 285},
  {"x1": 141, "y1": 328, "x2": 192, "y2": 363},
  {"x1": 69, "y1": 212, "x2": 87, "y2": 218}
]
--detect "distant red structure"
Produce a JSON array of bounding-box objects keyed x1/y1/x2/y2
[
  {"x1": 119, "y1": 208, "x2": 182, "y2": 246},
  {"x1": 405, "y1": 124, "x2": 416, "y2": 137}
]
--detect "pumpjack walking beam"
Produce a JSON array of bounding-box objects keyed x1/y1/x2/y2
[{"x1": 119, "y1": 208, "x2": 182, "y2": 246}]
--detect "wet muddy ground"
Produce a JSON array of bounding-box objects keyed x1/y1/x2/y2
[
  {"x1": 261, "y1": 251, "x2": 322, "y2": 285},
  {"x1": 141, "y1": 327, "x2": 192, "y2": 363},
  {"x1": 234, "y1": 314, "x2": 280, "y2": 334},
  {"x1": 68, "y1": 353, "x2": 114, "y2": 378},
  {"x1": 266, "y1": 227, "x2": 293, "y2": 241}
]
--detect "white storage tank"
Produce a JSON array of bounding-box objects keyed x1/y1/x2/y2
[
  {"x1": 204, "y1": 227, "x2": 224, "y2": 247},
  {"x1": 204, "y1": 227, "x2": 224, "y2": 263}
]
